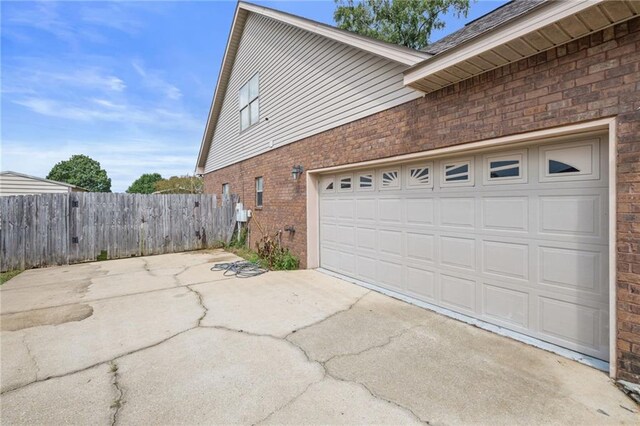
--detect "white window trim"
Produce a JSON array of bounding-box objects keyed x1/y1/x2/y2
[
  {"x1": 440, "y1": 158, "x2": 474, "y2": 188},
  {"x1": 357, "y1": 172, "x2": 375, "y2": 191},
  {"x1": 483, "y1": 150, "x2": 528, "y2": 185},
  {"x1": 240, "y1": 73, "x2": 259, "y2": 132},
  {"x1": 379, "y1": 169, "x2": 401, "y2": 190},
  {"x1": 337, "y1": 174, "x2": 353, "y2": 192},
  {"x1": 222, "y1": 183, "x2": 230, "y2": 196},
  {"x1": 539, "y1": 139, "x2": 600, "y2": 182},
  {"x1": 405, "y1": 162, "x2": 434, "y2": 189}
]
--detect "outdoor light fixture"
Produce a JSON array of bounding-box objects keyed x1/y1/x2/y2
[{"x1": 291, "y1": 165, "x2": 303, "y2": 180}]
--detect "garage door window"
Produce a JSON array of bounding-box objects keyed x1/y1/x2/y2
[
  {"x1": 339, "y1": 175, "x2": 353, "y2": 191},
  {"x1": 380, "y1": 170, "x2": 400, "y2": 190},
  {"x1": 539, "y1": 140, "x2": 599, "y2": 182},
  {"x1": 484, "y1": 151, "x2": 527, "y2": 185},
  {"x1": 321, "y1": 176, "x2": 335, "y2": 193},
  {"x1": 406, "y1": 164, "x2": 433, "y2": 189},
  {"x1": 441, "y1": 159, "x2": 474, "y2": 187},
  {"x1": 358, "y1": 173, "x2": 374, "y2": 191}
]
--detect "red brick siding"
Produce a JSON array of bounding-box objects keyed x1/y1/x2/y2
[{"x1": 205, "y1": 18, "x2": 640, "y2": 381}]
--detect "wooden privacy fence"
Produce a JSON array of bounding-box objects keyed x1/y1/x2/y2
[{"x1": 0, "y1": 193, "x2": 237, "y2": 272}]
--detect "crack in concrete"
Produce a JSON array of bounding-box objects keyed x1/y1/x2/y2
[
  {"x1": 284, "y1": 290, "x2": 371, "y2": 340},
  {"x1": 323, "y1": 324, "x2": 425, "y2": 365},
  {"x1": 1, "y1": 276, "x2": 236, "y2": 316},
  {"x1": 109, "y1": 361, "x2": 124, "y2": 426},
  {"x1": 185, "y1": 285, "x2": 208, "y2": 326},
  {"x1": 22, "y1": 332, "x2": 40, "y2": 382},
  {"x1": 252, "y1": 378, "x2": 323, "y2": 425},
  {"x1": 1, "y1": 327, "x2": 198, "y2": 396}
]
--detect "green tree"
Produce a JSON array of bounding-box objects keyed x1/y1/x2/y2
[
  {"x1": 334, "y1": 0, "x2": 471, "y2": 50},
  {"x1": 154, "y1": 175, "x2": 203, "y2": 194},
  {"x1": 126, "y1": 173, "x2": 163, "y2": 194},
  {"x1": 47, "y1": 154, "x2": 111, "y2": 192}
]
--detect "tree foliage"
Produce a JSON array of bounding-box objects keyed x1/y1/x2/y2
[
  {"x1": 154, "y1": 175, "x2": 203, "y2": 194},
  {"x1": 334, "y1": 0, "x2": 471, "y2": 50},
  {"x1": 47, "y1": 154, "x2": 111, "y2": 192},
  {"x1": 126, "y1": 173, "x2": 163, "y2": 194}
]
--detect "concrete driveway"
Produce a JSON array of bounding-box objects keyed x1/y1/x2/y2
[{"x1": 1, "y1": 250, "x2": 637, "y2": 425}]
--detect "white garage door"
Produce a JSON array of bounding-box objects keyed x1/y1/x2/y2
[{"x1": 319, "y1": 136, "x2": 609, "y2": 360}]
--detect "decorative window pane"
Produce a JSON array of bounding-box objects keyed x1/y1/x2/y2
[
  {"x1": 240, "y1": 84, "x2": 249, "y2": 109},
  {"x1": 339, "y1": 176, "x2": 352, "y2": 190},
  {"x1": 255, "y1": 177, "x2": 263, "y2": 207},
  {"x1": 406, "y1": 163, "x2": 433, "y2": 189},
  {"x1": 380, "y1": 170, "x2": 400, "y2": 189},
  {"x1": 239, "y1": 73, "x2": 259, "y2": 131},
  {"x1": 539, "y1": 140, "x2": 599, "y2": 182},
  {"x1": 250, "y1": 99, "x2": 259, "y2": 125},
  {"x1": 484, "y1": 151, "x2": 527, "y2": 185},
  {"x1": 240, "y1": 107, "x2": 250, "y2": 131},
  {"x1": 249, "y1": 74, "x2": 259, "y2": 101},
  {"x1": 321, "y1": 177, "x2": 335, "y2": 193},
  {"x1": 549, "y1": 160, "x2": 579, "y2": 174},
  {"x1": 441, "y1": 159, "x2": 474, "y2": 187},
  {"x1": 358, "y1": 173, "x2": 374, "y2": 190}
]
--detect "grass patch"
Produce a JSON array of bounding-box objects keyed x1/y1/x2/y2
[{"x1": 0, "y1": 270, "x2": 23, "y2": 285}]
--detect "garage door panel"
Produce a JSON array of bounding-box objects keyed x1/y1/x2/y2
[
  {"x1": 539, "y1": 195, "x2": 601, "y2": 238},
  {"x1": 377, "y1": 260, "x2": 403, "y2": 291},
  {"x1": 406, "y1": 198, "x2": 435, "y2": 225},
  {"x1": 406, "y1": 266, "x2": 436, "y2": 300},
  {"x1": 336, "y1": 224, "x2": 356, "y2": 247},
  {"x1": 356, "y1": 198, "x2": 376, "y2": 222},
  {"x1": 356, "y1": 255, "x2": 377, "y2": 281},
  {"x1": 338, "y1": 251, "x2": 356, "y2": 275},
  {"x1": 538, "y1": 246, "x2": 603, "y2": 295},
  {"x1": 440, "y1": 236, "x2": 476, "y2": 271},
  {"x1": 319, "y1": 136, "x2": 609, "y2": 361},
  {"x1": 482, "y1": 240, "x2": 529, "y2": 281},
  {"x1": 378, "y1": 198, "x2": 402, "y2": 224},
  {"x1": 335, "y1": 199, "x2": 355, "y2": 219},
  {"x1": 538, "y1": 297, "x2": 602, "y2": 353},
  {"x1": 440, "y1": 274, "x2": 476, "y2": 312},
  {"x1": 320, "y1": 223, "x2": 338, "y2": 245},
  {"x1": 406, "y1": 232, "x2": 435, "y2": 262},
  {"x1": 356, "y1": 227, "x2": 376, "y2": 251},
  {"x1": 482, "y1": 283, "x2": 529, "y2": 328},
  {"x1": 379, "y1": 229, "x2": 403, "y2": 257},
  {"x1": 440, "y1": 197, "x2": 476, "y2": 228},
  {"x1": 482, "y1": 196, "x2": 529, "y2": 232}
]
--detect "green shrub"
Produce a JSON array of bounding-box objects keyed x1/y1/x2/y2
[{"x1": 224, "y1": 226, "x2": 300, "y2": 271}]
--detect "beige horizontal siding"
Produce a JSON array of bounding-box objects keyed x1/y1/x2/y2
[
  {"x1": 204, "y1": 13, "x2": 422, "y2": 173},
  {"x1": 0, "y1": 174, "x2": 71, "y2": 196}
]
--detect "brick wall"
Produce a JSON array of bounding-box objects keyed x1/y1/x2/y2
[{"x1": 204, "y1": 18, "x2": 640, "y2": 381}]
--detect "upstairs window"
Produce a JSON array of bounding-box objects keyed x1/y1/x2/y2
[
  {"x1": 255, "y1": 177, "x2": 263, "y2": 208},
  {"x1": 240, "y1": 74, "x2": 259, "y2": 131}
]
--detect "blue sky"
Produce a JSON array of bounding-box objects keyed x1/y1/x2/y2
[{"x1": 1, "y1": 0, "x2": 507, "y2": 192}]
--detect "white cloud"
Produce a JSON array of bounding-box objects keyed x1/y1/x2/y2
[
  {"x1": 13, "y1": 97, "x2": 201, "y2": 131},
  {"x1": 132, "y1": 60, "x2": 182, "y2": 100}
]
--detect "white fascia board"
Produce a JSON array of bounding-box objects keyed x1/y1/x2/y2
[
  {"x1": 404, "y1": 0, "x2": 604, "y2": 85},
  {"x1": 239, "y1": 2, "x2": 430, "y2": 66}
]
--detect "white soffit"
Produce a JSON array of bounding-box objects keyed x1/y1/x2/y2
[{"x1": 404, "y1": 0, "x2": 640, "y2": 93}]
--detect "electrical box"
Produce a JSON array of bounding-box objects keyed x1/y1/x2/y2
[{"x1": 235, "y1": 203, "x2": 248, "y2": 223}]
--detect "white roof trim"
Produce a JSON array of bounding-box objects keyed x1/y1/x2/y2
[
  {"x1": 404, "y1": 0, "x2": 606, "y2": 87},
  {"x1": 0, "y1": 171, "x2": 87, "y2": 190},
  {"x1": 195, "y1": 1, "x2": 430, "y2": 173}
]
